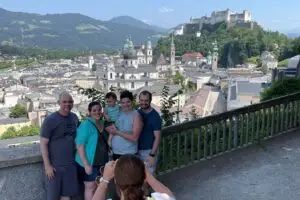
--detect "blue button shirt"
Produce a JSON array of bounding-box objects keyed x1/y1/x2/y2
[{"x1": 138, "y1": 109, "x2": 162, "y2": 150}]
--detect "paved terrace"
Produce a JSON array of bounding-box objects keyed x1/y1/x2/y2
[{"x1": 159, "y1": 129, "x2": 300, "y2": 200}]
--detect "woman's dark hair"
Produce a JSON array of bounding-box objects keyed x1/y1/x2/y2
[
  {"x1": 120, "y1": 90, "x2": 134, "y2": 101},
  {"x1": 105, "y1": 92, "x2": 117, "y2": 100},
  {"x1": 88, "y1": 101, "x2": 101, "y2": 112},
  {"x1": 114, "y1": 154, "x2": 146, "y2": 200}
]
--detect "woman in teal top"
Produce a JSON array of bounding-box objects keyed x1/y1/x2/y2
[{"x1": 75, "y1": 101, "x2": 110, "y2": 200}]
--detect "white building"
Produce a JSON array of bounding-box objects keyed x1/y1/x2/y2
[
  {"x1": 190, "y1": 9, "x2": 252, "y2": 25},
  {"x1": 261, "y1": 51, "x2": 278, "y2": 70},
  {"x1": 104, "y1": 38, "x2": 158, "y2": 91}
]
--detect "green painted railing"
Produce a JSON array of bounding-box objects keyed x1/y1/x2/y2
[{"x1": 157, "y1": 92, "x2": 300, "y2": 175}]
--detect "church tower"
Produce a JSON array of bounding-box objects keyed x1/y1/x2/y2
[
  {"x1": 170, "y1": 34, "x2": 175, "y2": 66},
  {"x1": 211, "y1": 40, "x2": 219, "y2": 71},
  {"x1": 146, "y1": 40, "x2": 153, "y2": 64}
]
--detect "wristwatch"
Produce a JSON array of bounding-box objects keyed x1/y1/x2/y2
[{"x1": 149, "y1": 153, "x2": 156, "y2": 157}]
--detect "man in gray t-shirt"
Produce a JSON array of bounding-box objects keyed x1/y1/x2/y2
[{"x1": 40, "y1": 92, "x2": 79, "y2": 200}]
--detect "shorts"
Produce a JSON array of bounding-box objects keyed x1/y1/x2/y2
[
  {"x1": 76, "y1": 163, "x2": 101, "y2": 182},
  {"x1": 44, "y1": 163, "x2": 79, "y2": 200},
  {"x1": 138, "y1": 149, "x2": 157, "y2": 175}
]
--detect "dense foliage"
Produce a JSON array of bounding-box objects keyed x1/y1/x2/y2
[
  {"x1": 0, "y1": 125, "x2": 40, "y2": 140},
  {"x1": 9, "y1": 104, "x2": 27, "y2": 118},
  {"x1": 155, "y1": 23, "x2": 300, "y2": 67},
  {"x1": 261, "y1": 77, "x2": 300, "y2": 101}
]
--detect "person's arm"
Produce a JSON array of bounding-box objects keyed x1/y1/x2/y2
[
  {"x1": 108, "y1": 134, "x2": 113, "y2": 147},
  {"x1": 146, "y1": 170, "x2": 174, "y2": 198},
  {"x1": 92, "y1": 182, "x2": 109, "y2": 200},
  {"x1": 40, "y1": 118, "x2": 55, "y2": 179},
  {"x1": 151, "y1": 116, "x2": 162, "y2": 155},
  {"x1": 76, "y1": 122, "x2": 92, "y2": 174},
  {"x1": 93, "y1": 161, "x2": 116, "y2": 200},
  {"x1": 115, "y1": 113, "x2": 143, "y2": 142}
]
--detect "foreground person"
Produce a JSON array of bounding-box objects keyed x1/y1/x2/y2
[
  {"x1": 40, "y1": 91, "x2": 79, "y2": 200},
  {"x1": 92, "y1": 155, "x2": 176, "y2": 200},
  {"x1": 76, "y1": 102, "x2": 111, "y2": 200}
]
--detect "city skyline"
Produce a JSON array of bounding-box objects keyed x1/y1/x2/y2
[{"x1": 0, "y1": 0, "x2": 300, "y2": 32}]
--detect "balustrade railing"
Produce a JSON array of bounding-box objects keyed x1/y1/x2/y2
[{"x1": 157, "y1": 92, "x2": 300, "y2": 175}]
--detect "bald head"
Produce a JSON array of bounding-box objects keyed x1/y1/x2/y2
[
  {"x1": 58, "y1": 91, "x2": 72, "y2": 101},
  {"x1": 58, "y1": 91, "x2": 74, "y2": 115}
]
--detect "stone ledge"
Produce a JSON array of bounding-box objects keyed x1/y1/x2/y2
[{"x1": 0, "y1": 144, "x2": 42, "y2": 169}]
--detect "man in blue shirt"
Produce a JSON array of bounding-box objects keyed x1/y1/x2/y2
[{"x1": 138, "y1": 90, "x2": 162, "y2": 174}]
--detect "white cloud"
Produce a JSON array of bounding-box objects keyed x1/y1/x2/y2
[
  {"x1": 159, "y1": 6, "x2": 174, "y2": 13},
  {"x1": 142, "y1": 19, "x2": 153, "y2": 24}
]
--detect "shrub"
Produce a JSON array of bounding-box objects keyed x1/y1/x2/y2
[{"x1": 0, "y1": 125, "x2": 40, "y2": 140}]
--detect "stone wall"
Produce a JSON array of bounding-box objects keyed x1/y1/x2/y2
[{"x1": 0, "y1": 144, "x2": 85, "y2": 200}]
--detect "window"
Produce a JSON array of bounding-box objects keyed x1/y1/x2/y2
[
  {"x1": 145, "y1": 81, "x2": 148, "y2": 86},
  {"x1": 131, "y1": 82, "x2": 134, "y2": 89},
  {"x1": 116, "y1": 73, "x2": 119, "y2": 77},
  {"x1": 110, "y1": 73, "x2": 113, "y2": 79}
]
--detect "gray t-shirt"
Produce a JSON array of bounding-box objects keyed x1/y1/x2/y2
[{"x1": 40, "y1": 111, "x2": 79, "y2": 167}]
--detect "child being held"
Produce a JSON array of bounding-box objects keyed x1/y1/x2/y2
[{"x1": 103, "y1": 92, "x2": 120, "y2": 146}]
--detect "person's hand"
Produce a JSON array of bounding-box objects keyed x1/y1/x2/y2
[
  {"x1": 45, "y1": 164, "x2": 56, "y2": 180},
  {"x1": 103, "y1": 160, "x2": 116, "y2": 181},
  {"x1": 105, "y1": 125, "x2": 118, "y2": 135},
  {"x1": 84, "y1": 165, "x2": 93, "y2": 175},
  {"x1": 103, "y1": 112, "x2": 110, "y2": 120},
  {"x1": 148, "y1": 155, "x2": 156, "y2": 167}
]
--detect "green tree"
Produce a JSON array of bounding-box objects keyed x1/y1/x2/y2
[
  {"x1": 0, "y1": 125, "x2": 40, "y2": 140},
  {"x1": 173, "y1": 71, "x2": 185, "y2": 88},
  {"x1": 160, "y1": 85, "x2": 183, "y2": 126},
  {"x1": 76, "y1": 86, "x2": 106, "y2": 107},
  {"x1": 261, "y1": 77, "x2": 300, "y2": 101},
  {"x1": 9, "y1": 104, "x2": 27, "y2": 118}
]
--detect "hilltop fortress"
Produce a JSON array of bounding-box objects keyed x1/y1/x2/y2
[{"x1": 174, "y1": 9, "x2": 254, "y2": 36}]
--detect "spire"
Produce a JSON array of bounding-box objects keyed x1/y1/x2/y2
[{"x1": 171, "y1": 33, "x2": 175, "y2": 49}]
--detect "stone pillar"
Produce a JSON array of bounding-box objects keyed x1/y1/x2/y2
[
  {"x1": 296, "y1": 58, "x2": 300, "y2": 77},
  {"x1": 278, "y1": 70, "x2": 284, "y2": 81},
  {"x1": 271, "y1": 68, "x2": 278, "y2": 82}
]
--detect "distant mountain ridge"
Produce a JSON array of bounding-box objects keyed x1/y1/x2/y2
[
  {"x1": 108, "y1": 16, "x2": 168, "y2": 33},
  {"x1": 0, "y1": 8, "x2": 167, "y2": 50}
]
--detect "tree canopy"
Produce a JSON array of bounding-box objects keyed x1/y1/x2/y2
[
  {"x1": 154, "y1": 23, "x2": 300, "y2": 67},
  {"x1": 261, "y1": 77, "x2": 300, "y2": 101},
  {"x1": 9, "y1": 104, "x2": 27, "y2": 118}
]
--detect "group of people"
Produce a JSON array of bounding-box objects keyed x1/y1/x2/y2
[{"x1": 40, "y1": 90, "x2": 175, "y2": 200}]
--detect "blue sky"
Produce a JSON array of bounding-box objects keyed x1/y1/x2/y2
[{"x1": 1, "y1": 0, "x2": 300, "y2": 32}]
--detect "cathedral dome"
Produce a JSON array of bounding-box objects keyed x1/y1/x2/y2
[
  {"x1": 122, "y1": 38, "x2": 137, "y2": 59},
  {"x1": 123, "y1": 48, "x2": 137, "y2": 59}
]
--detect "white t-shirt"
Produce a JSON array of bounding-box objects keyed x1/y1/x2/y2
[{"x1": 147, "y1": 192, "x2": 176, "y2": 200}]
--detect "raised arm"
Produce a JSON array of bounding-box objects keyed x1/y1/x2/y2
[
  {"x1": 115, "y1": 113, "x2": 143, "y2": 142},
  {"x1": 146, "y1": 169, "x2": 175, "y2": 199}
]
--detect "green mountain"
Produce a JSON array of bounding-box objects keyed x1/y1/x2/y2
[
  {"x1": 155, "y1": 22, "x2": 299, "y2": 67},
  {"x1": 108, "y1": 16, "x2": 168, "y2": 33},
  {"x1": 0, "y1": 8, "x2": 165, "y2": 50}
]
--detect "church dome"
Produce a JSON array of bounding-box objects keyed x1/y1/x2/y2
[
  {"x1": 123, "y1": 48, "x2": 137, "y2": 59},
  {"x1": 122, "y1": 38, "x2": 137, "y2": 59}
]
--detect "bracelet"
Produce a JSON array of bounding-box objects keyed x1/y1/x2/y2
[
  {"x1": 95, "y1": 176, "x2": 110, "y2": 185},
  {"x1": 100, "y1": 177, "x2": 110, "y2": 184}
]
